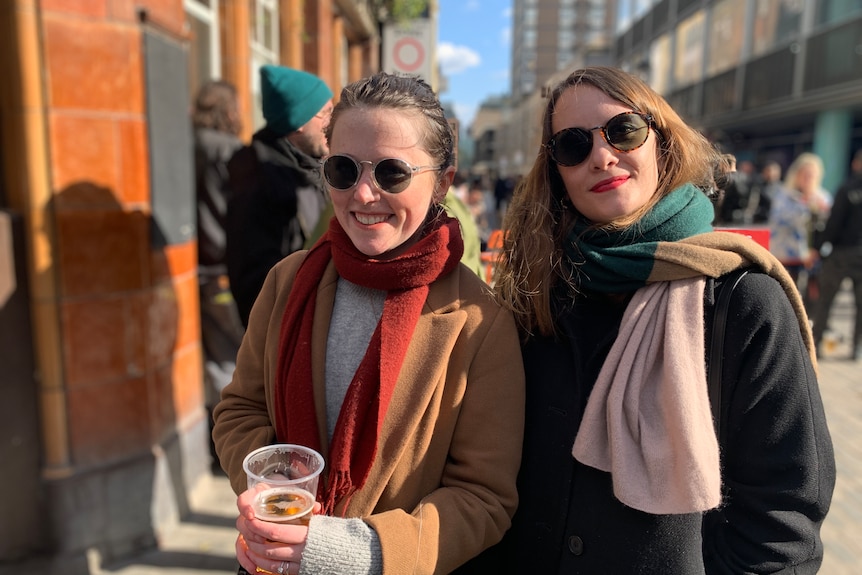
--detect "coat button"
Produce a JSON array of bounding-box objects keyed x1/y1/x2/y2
[{"x1": 567, "y1": 535, "x2": 584, "y2": 555}]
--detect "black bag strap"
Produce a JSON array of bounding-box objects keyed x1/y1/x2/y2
[{"x1": 708, "y1": 268, "x2": 750, "y2": 445}]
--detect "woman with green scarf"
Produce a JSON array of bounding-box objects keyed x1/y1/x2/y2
[{"x1": 468, "y1": 67, "x2": 835, "y2": 574}]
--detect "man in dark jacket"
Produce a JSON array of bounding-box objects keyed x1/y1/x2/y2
[
  {"x1": 812, "y1": 148, "x2": 862, "y2": 360},
  {"x1": 226, "y1": 65, "x2": 333, "y2": 326}
]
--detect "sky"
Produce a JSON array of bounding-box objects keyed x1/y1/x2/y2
[{"x1": 436, "y1": 0, "x2": 512, "y2": 129}]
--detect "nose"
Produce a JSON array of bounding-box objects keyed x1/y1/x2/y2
[
  {"x1": 588, "y1": 135, "x2": 619, "y2": 170},
  {"x1": 353, "y1": 166, "x2": 380, "y2": 203}
]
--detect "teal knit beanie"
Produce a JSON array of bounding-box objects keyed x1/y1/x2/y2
[{"x1": 260, "y1": 65, "x2": 333, "y2": 135}]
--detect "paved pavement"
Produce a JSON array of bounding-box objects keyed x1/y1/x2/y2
[{"x1": 85, "y1": 283, "x2": 861, "y2": 575}]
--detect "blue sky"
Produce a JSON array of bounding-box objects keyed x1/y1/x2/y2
[{"x1": 436, "y1": 1, "x2": 512, "y2": 128}]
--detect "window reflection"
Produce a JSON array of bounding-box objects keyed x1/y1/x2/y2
[
  {"x1": 752, "y1": 0, "x2": 803, "y2": 56},
  {"x1": 707, "y1": 0, "x2": 745, "y2": 76},
  {"x1": 674, "y1": 10, "x2": 705, "y2": 87}
]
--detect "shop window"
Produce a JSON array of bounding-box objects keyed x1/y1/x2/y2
[
  {"x1": 752, "y1": 0, "x2": 803, "y2": 57},
  {"x1": 743, "y1": 49, "x2": 795, "y2": 109},
  {"x1": 804, "y1": 19, "x2": 862, "y2": 90},
  {"x1": 816, "y1": 0, "x2": 862, "y2": 26},
  {"x1": 707, "y1": 0, "x2": 745, "y2": 76}
]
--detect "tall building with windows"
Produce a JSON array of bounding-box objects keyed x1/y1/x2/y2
[
  {"x1": 486, "y1": 0, "x2": 615, "y2": 177},
  {"x1": 511, "y1": 0, "x2": 614, "y2": 101},
  {"x1": 614, "y1": 0, "x2": 862, "y2": 192}
]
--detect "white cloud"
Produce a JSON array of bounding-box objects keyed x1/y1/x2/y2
[
  {"x1": 465, "y1": 0, "x2": 480, "y2": 10},
  {"x1": 438, "y1": 42, "x2": 482, "y2": 76}
]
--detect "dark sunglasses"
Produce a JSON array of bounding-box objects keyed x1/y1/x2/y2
[
  {"x1": 546, "y1": 112, "x2": 655, "y2": 167},
  {"x1": 321, "y1": 154, "x2": 442, "y2": 194}
]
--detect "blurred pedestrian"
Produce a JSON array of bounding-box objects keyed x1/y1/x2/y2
[
  {"x1": 493, "y1": 174, "x2": 515, "y2": 223},
  {"x1": 213, "y1": 72, "x2": 524, "y2": 575},
  {"x1": 466, "y1": 178, "x2": 491, "y2": 249},
  {"x1": 768, "y1": 152, "x2": 832, "y2": 310},
  {"x1": 192, "y1": 79, "x2": 246, "y2": 418},
  {"x1": 226, "y1": 65, "x2": 333, "y2": 326},
  {"x1": 812, "y1": 149, "x2": 862, "y2": 360},
  {"x1": 746, "y1": 160, "x2": 782, "y2": 224},
  {"x1": 443, "y1": 171, "x2": 484, "y2": 276},
  {"x1": 715, "y1": 154, "x2": 751, "y2": 225}
]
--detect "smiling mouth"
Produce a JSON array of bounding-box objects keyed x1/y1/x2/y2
[{"x1": 354, "y1": 213, "x2": 389, "y2": 225}]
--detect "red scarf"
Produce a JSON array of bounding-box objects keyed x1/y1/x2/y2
[{"x1": 274, "y1": 214, "x2": 464, "y2": 514}]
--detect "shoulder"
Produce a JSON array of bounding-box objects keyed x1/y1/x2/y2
[
  {"x1": 714, "y1": 269, "x2": 790, "y2": 315},
  {"x1": 710, "y1": 269, "x2": 808, "y2": 363},
  {"x1": 430, "y1": 264, "x2": 495, "y2": 307},
  {"x1": 269, "y1": 251, "x2": 310, "y2": 284},
  {"x1": 428, "y1": 265, "x2": 515, "y2": 329}
]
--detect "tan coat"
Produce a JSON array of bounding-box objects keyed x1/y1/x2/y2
[{"x1": 212, "y1": 251, "x2": 525, "y2": 574}]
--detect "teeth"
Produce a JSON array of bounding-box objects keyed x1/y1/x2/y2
[{"x1": 355, "y1": 214, "x2": 388, "y2": 225}]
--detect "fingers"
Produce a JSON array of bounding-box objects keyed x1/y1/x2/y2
[
  {"x1": 236, "y1": 534, "x2": 257, "y2": 574},
  {"x1": 239, "y1": 515, "x2": 311, "y2": 547},
  {"x1": 237, "y1": 489, "x2": 258, "y2": 520},
  {"x1": 238, "y1": 534, "x2": 300, "y2": 575},
  {"x1": 252, "y1": 560, "x2": 297, "y2": 575}
]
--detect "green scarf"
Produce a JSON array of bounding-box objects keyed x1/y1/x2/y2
[
  {"x1": 562, "y1": 184, "x2": 817, "y2": 513},
  {"x1": 561, "y1": 181, "x2": 813, "y2": 362},
  {"x1": 564, "y1": 184, "x2": 714, "y2": 291}
]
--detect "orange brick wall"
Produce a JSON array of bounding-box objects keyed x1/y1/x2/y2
[{"x1": 40, "y1": 0, "x2": 203, "y2": 466}]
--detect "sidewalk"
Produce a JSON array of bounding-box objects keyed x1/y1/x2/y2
[
  {"x1": 95, "y1": 284, "x2": 861, "y2": 575},
  {"x1": 815, "y1": 281, "x2": 862, "y2": 575},
  {"x1": 93, "y1": 469, "x2": 239, "y2": 575}
]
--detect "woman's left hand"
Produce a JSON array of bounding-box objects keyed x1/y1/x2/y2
[{"x1": 235, "y1": 489, "x2": 314, "y2": 575}]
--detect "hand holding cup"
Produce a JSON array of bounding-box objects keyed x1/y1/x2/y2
[{"x1": 242, "y1": 444, "x2": 324, "y2": 524}]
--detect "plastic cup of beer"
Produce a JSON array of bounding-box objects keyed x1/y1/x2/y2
[{"x1": 242, "y1": 444, "x2": 324, "y2": 524}]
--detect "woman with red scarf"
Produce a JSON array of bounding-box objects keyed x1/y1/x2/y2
[{"x1": 212, "y1": 72, "x2": 525, "y2": 575}]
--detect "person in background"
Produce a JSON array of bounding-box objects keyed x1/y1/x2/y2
[
  {"x1": 192, "y1": 79, "x2": 246, "y2": 421},
  {"x1": 811, "y1": 149, "x2": 862, "y2": 360},
  {"x1": 746, "y1": 159, "x2": 782, "y2": 224},
  {"x1": 469, "y1": 66, "x2": 834, "y2": 573},
  {"x1": 715, "y1": 153, "x2": 745, "y2": 225},
  {"x1": 226, "y1": 65, "x2": 333, "y2": 326},
  {"x1": 768, "y1": 152, "x2": 832, "y2": 311},
  {"x1": 443, "y1": 171, "x2": 484, "y2": 276},
  {"x1": 466, "y1": 177, "x2": 492, "y2": 251},
  {"x1": 212, "y1": 72, "x2": 525, "y2": 575}
]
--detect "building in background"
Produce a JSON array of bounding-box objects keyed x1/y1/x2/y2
[
  {"x1": 471, "y1": 0, "x2": 862, "y2": 195},
  {"x1": 615, "y1": 0, "x2": 862, "y2": 193},
  {"x1": 0, "y1": 1, "x2": 440, "y2": 571},
  {"x1": 472, "y1": 0, "x2": 617, "y2": 178}
]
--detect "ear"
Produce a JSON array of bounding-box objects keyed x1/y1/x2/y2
[{"x1": 433, "y1": 166, "x2": 457, "y2": 204}]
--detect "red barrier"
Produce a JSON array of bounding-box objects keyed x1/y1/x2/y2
[{"x1": 716, "y1": 227, "x2": 770, "y2": 250}]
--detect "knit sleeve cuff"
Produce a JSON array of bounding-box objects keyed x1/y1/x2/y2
[{"x1": 298, "y1": 515, "x2": 383, "y2": 575}]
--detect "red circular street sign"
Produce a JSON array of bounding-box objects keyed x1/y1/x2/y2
[{"x1": 392, "y1": 37, "x2": 424, "y2": 72}]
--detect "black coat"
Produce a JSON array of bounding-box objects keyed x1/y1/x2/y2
[
  {"x1": 225, "y1": 128, "x2": 327, "y2": 326},
  {"x1": 195, "y1": 127, "x2": 242, "y2": 279},
  {"x1": 458, "y1": 271, "x2": 835, "y2": 574}
]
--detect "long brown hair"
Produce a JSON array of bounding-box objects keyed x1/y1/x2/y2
[
  {"x1": 494, "y1": 66, "x2": 722, "y2": 337},
  {"x1": 192, "y1": 80, "x2": 242, "y2": 136}
]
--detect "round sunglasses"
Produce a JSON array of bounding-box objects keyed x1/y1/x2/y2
[
  {"x1": 546, "y1": 112, "x2": 655, "y2": 167},
  {"x1": 321, "y1": 154, "x2": 442, "y2": 194}
]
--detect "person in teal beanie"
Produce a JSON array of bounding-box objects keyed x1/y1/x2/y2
[{"x1": 226, "y1": 65, "x2": 334, "y2": 326}]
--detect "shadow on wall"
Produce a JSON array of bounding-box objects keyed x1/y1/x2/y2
[
  {"x1": 0, "y1": 180, "x2": 209, "y2": 573},
  {"x1": 0, "y1": 209, "x2": 42, "y2": 562}
]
